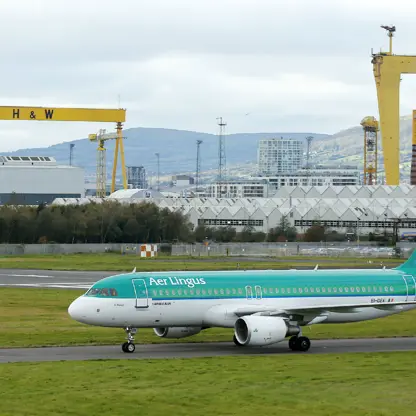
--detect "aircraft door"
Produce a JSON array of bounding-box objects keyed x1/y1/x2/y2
[
  {"x1": 132, "y1": 279, "x2": 149, "y2": 308},
  {"x1": 403, "y1": 275, "x2": 416, "y2": 301}
]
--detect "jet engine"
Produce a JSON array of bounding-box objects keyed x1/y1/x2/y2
[
  {"x1": 234, "y1": 316, "x2": 298, "y2": 346},
  {"x1": 153, "y1": 327, "x2": 201, "y2": 339}
]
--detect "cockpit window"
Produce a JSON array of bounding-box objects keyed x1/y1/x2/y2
[{"x1": 86, "y1": 288, "x2": 118, "y2": 297}]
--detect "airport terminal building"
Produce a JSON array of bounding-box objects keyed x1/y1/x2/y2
[{"x1": 52, "y1": 184, "x2": 416, "y2": 237}]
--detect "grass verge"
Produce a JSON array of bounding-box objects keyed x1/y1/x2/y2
[
  {"x1": 1, "y1": 353, "x2": 416, "y2": 416},
  {"x1": 1, "y1": 288, "x2": 416, "y2": 348},
  {"x1": 0, "y1": 253, "x2": 403, "y2": 271}
]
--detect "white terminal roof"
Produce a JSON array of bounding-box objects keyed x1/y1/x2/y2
[{"x1": 52, "y1": 184, "x2": 416, "y2": 224}]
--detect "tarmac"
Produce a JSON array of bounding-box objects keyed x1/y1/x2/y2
[{"x1": 1, "y1": 338, "x2": 416, "y2": 363}]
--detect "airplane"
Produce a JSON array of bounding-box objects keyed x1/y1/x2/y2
[{"x1": 68, "y1": 250, "x2": 416, "y2": 353}]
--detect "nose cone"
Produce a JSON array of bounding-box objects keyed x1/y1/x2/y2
[{"x1": 68, "y1": 297, "x2": 87, "y2": 323}]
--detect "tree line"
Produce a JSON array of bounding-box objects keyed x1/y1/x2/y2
[{"x1": 0, "y1": 201, "x2": 356, "y2": 244}]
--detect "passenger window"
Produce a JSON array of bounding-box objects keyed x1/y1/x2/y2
[
  {"x1": 287, "y1": 288, "x2": 291, "y2": 294},
  {"x1": 269, "y1": 288, "x2": 273, "y2": 293},
  {"x1": 202, "y1": 289, "x2": 206, "y2": 295},
  {"x1": 172, "y1": 289, "x2": 176, "y2": 295},
  {"x1": 214, "y1": 289, "x2": 218, "y2": 295},
  {"x1": 299, "y1": 288, "x2": 303, "y2": 293},
  {"x1": 282, "y1": 288, "x2": 285, "y2": 294},
  {"x1": 293, "y1": 288, "x2": 297, "y2": 293},
  {"x1": 304, "y1": 287, "x2": 309, "y2": 293},
  {"x1": 152, "y1": 290, "x2": 157, "y2": 297},
  {"x1": 263, "y1": 288, "x2": 268, "y2": 294},
  {"x1": 322, "y1": 287, "x2": 326, "y2": 293},
  {"x1": 327, "y1": 287, "x2": 332, "y2": 293},
  {"x1": 190, "y1": 290, "x2": 194, "y2": 296},
  {"x1": 362, "y1": 287, "x2": 366, "y2": 292},
  {"x1": 316, "y1": 288, "x2": 320, "y2": 293},
  {"x1": 226, "y1": 289, "x2": 230, "y2": 295},
  {"x1": 275, "y1": 288, "x2": 279, "y2": 293},
  {"x1": 220, "y1": 289, "x2": 224, "y2": 295},
  {"x1": 196, "y1": 289, "x2": 200, "y2": 295},
  {"x1": 238, "y1": 288, "x2": 243, "y2": 295},
  {"x1": 339, "y1": 287, "x2": 343, "y2": 292},
  {"x1": 184, "y1": 289, "x2": 188, "y2": 296},
  {"x1": 350, "y1": 287, "x2": 355, "y2": 293},
  {"x1": 178, "y1": 289, "x2": 182, "y2": 295},
  {"x1": 310, "y1": 288, "x2": 314, "y2": 293},
  {"x1": 390, "y1": 286, "x2": 394, "y2": 292},
  {"x1": 356, "y1": 287, "x2": 360, "y2": 293},
  {"x1": 208, "y1": 289, "x2": 212, "y2": 295},
  {"x1": 344, "y1": 287, "x2": 349, "y2": 292},
  {"x1": 384, "y1": 286, "x2": 389, "y2": 292},
  {"x1": 232, "y1": 288, "x2": 236, "y2": 294},
  {"x1": 333, "y1": 287, "x2": 337, "y2": 292},
  {"x1": 159, "y1": 290, "x2": 164, "y2": 296}
]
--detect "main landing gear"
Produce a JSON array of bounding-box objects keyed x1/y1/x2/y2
[
  {"x1": 122, "y1": 327, "x2": 137, "y2": 353},
  {"x1": 289, "y1": 335, "x2": 311, "y2": 352}
]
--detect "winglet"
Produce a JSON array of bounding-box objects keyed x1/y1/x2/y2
[
  {"x1": 132, "y1": 267, "x2": 136, "y2": 273},
  {"x1": 314, "y1": 264, "x2": 318, "y2": 271}
]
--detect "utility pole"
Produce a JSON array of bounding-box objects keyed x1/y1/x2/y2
[
  {"x1": 155, "y1": 153, "x2": 160, "y2": 191},
  {"x1": 305, "y1": 136, "x2": 313, "y2": 176},
  {"x1": 69, "y1": 143, "x2": 75, "y2": 166},
  {"x1": 196, "y1": 140, "x2": 203, "y2": 192},
  {"x1": 217, "y1": 117, "x2": 227, "y2": 183}
]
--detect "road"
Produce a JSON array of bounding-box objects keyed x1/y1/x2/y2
[{"x1": 1, "y1": 338, "x2": 415, "y2": 363}]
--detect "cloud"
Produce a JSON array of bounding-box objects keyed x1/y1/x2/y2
[{"x1": 0, "y1": 0, "x2": 415, "y2": 150}]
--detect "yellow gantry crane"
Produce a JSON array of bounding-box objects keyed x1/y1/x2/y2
[
  {"x1": 88, "y1": 125, "x2": 127, "y2": 197},
  {"x1": 361, "y1": 116, "x2": 379, "y2": 185},
  {"x1": 372, "y1": 25, "x2": 416, "y2": 185}
]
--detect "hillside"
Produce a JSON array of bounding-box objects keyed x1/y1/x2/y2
[{"x1": 2, "y1": 115, "x2": 413, "y2": 182}]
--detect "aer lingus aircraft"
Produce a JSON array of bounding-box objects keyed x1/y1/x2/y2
[{"x1": 68, "y1": 250, "x2": 416, "y2": 353}]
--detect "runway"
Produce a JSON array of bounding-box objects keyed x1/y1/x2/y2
[
  {"x1": 0, "y1": 269, "x2": 111, "y2": 289},
  {"x1": 1, "y1": 337, "x2": 416, "y2": 363}
]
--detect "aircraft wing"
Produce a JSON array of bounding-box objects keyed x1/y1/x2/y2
[{"x1": 230, "y1": 301, "x2": 416, "y2": 324}]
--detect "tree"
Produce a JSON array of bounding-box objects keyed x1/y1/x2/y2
[
  {"x1": 267, "y1": 216, "x2": 297, "y2": 242},
  {"x1": 304, "y1": 225, "x2": 326, "y2": 242}
]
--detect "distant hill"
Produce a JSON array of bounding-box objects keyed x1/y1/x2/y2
[
  {"x1": 3, "y1": 115, "x2": 413, "y2": 182},
  {"x1": 2, "y1": 129, "x2": 329, "y2": 180}
]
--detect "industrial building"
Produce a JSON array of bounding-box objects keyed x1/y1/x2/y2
[
  {"x1": 257, "y1": 137, "x2": 304, "y2": 175},
  {"x1": 52, "y1": 184, "x2": 416, "y2": 237},
  {"x1": 127, "y1": 166, "x2": 148, "y2": 189},
  {"x1": 0, "y1": 155, "x2": 84, "y2": 204},
  {"x1": 205, "y1": 179, "x2": 269, "y2": 198}
]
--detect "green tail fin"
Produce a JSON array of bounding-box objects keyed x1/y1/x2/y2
[{"x1": 395, "y1": 249, "x2": 416, "y2": 271}]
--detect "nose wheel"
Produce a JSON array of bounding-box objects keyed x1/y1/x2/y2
[{"x1": 122, "y1": 326, "x2": 137, "y2": 353}]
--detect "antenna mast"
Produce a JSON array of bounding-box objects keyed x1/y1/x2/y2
[
  {"x1": 196, "y1": 140, "x2": 203, "y2": 192},
  {"x1": 69, "y1": 143, "x2": 75, "y2": 166},
  {"x1": 305, "y1": 136, "x2": 313, "y2": 175},
  {"x1": 217, "y1": 117, "x2": 227, "y2": 182},
  {"x1": 155, "y1": 152, "x2": 160, "y2": 191}
]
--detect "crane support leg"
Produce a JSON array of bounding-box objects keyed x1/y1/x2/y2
[
  {"x1": 112, "y1": 137, "x2": 120, "y2": 194},
  {"x1": 117, "y1": 122, "x2": 128, "y2": 190},
  {"x1": 372, "y1": 54, "x2": 416, "y2": 185}
]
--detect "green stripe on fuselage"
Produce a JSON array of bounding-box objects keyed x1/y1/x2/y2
[{"x1": 85, "y1": 269, "x2": 410, "y2": 299}]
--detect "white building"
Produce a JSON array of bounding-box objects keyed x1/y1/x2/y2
[
  {"x1": 0, "y1": 155, "x2": 84, "y2": 204},
  {"x1": 258, "y1": 164, "x2": 361, "y2": 191},
  {"x1": 205, "y1": 179, "x2": 269, "y2": 198},
  {"x1": 52, "y1": 184, "x2": 416, "y2": 237},
  {"x1": 257, "y1": 137, "x2": 304, "y2": 175}
]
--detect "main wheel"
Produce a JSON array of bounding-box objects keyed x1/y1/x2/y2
[
  {"x1": 295, "y1": 336, "x2": 311, "y2": 352},
  {"x1": 126, "y1": 343, "x2": 136, "y2": 353},
  {"x1": 289, "y1": 336, "x2": 298, "y2": 351},
  {"x1": 233, "y1": 334, "x2": 243, "y2": 347}
]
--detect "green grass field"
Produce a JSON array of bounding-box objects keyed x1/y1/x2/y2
[
  {"x1": 1, "y1": 287, "x2": 416, "y2": 348},
  {"x1": 0, "y1": 253, "x2": 403, "y2": 271},
  {"x1": 1, "y1": 353, "x2": 416, "y2": 416}
]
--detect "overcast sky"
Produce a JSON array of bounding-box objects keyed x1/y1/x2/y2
[{"x1": 0, "y1": 0, "x2": 415, "y2": 151}]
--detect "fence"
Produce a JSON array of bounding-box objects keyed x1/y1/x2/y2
[{"x1": 0, "y1": 242, "x2": 413, "y2": 257}]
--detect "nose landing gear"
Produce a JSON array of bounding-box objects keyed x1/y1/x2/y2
[{"x1": 122, "y1": 327, "x2": 137, "y2": 353}]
